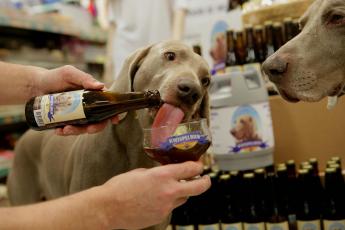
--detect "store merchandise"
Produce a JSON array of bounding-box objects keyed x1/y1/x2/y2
[
  {"x1": 170, "y1": 157, "x2": 345, "y2": 230},
  {"x1": 25, "y1": 90, "x2": 162, "y2": 130}
]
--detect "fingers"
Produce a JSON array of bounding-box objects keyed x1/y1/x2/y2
[
  {"x1": 164, "y1": 161, "x2": 204, "y2": 180},
  {"x1": 55, "y1": 121, "x2": 109, "y2": 136},
  {"x1": 177, "y1": 175, "x2": 211, "y2": 197},
  {"x1": 59, "y1": 65, "x2": 104, "y2": 90}
]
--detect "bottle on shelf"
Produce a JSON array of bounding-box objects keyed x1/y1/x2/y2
[
  {"x1": 234, "y1": 31, "x2": 247, "y2": 65},
  {"x1": 225, "y1": 30, "x2": 238, "y2": 71},
  {"x1": 242, "y1": 173, "x2": 266, "y2": 230},
  {"x1": 253, "y1": 25, "x2": 267, "y2": 63},
  {"x1": 308, "y1": 158, "x2": 319, "y2": 177},
  {"x1": 219, "y1": 174, "x2": 243, "y2": 230},
  {"x1": 323, "y1": 167, "x2": 345, "y2": 230},
  {"x1": 244, "y1": 25, "x2": 256, "y2": 64},
  {"x1": 283, "y1": 17, "x2": 295, "y2": 43},
  {"x1": 264, "y1": 21, "x2": 275, "y2": 58},
  {"x1": 25, "y1": 90, "x2": 162, "y2": 130},
  {"x1": 296, "y1": 169, "x2": 322, "y2": 230},
  {"x1": 172, "y1": 200, "x2": 195, "y2": 230},
  {"x1": 273, "y1": 22, "x2": 284, "y2": 51},
  {"x1": 197, "y1": 172, "x2": 221, "y2": 230},
  {"x1": 265, "y1": 172, "x2": 289, "y2": 230}
]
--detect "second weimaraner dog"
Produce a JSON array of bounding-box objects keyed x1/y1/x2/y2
[
  {"x1": 7, "y1": 41, "x2": 211, "y2": 229},
  {"x1": 263, "y1": 0, "x2": 345, "y2": 104}
]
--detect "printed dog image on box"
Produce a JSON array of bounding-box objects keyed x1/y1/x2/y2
[{"x1": 230, "y1": 115, "x2": 262, "y2": 144}]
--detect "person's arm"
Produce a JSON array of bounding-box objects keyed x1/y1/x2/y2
[
  {"x1": 0, "y1": 161, "x2": 210, "y2": 230},
  {"x1": 0, "y1": 62, "x2": 118, "y2": 135},
  {"x1": 0, "y1": 62, "x2": 104, "y2": 105}
]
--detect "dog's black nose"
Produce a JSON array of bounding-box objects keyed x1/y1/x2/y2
[
  {"x1": 177, "y1": 80, "x2": 201, "y2": 105},
  {"x1": 262, "y1": 55, "x2": 288, "y2": 84}
]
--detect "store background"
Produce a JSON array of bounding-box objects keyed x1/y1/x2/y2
[{"x1": 0, "y1": 0, "x2": 344, "y2": 206}]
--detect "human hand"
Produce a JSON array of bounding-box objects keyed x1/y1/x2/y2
[
  {"x1": 34, "y1": 65, "x2": 119, "y2": 135},
  {"x1": 98, "y1": 161, "x2": 211, "y2": 229}
]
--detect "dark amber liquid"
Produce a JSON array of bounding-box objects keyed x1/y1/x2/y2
[{"x1": 144, "y1": 141, "x2": 211, "y2": 165}]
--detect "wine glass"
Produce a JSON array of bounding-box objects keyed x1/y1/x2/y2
[{"x1": 142, "y1": 118, "x2": 212, "y2": 165}]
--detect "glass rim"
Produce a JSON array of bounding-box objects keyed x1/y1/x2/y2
[{"x1": 143, "y1": 118, "x2": 208, "y2": 131}]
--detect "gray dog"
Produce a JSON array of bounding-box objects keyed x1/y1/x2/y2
[
  {"x1": 7, "y1": 41, "x2": 210, "y2": 228},
  {"x1": 263, "y1": 0, "x2": 345, "y2": 104}
]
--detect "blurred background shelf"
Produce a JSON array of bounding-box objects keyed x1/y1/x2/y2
[{"x1": 0, "y1": 8, "x2": 106, "y2": 43}]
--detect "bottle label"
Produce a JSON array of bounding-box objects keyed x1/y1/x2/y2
[
  {"x1": 221, "y1": 222, "x2": 243, "y2": 230},
  {"x1": 297, "y1": 220, "x2": 321, "y2": 230},
  {"x1": 266, "y1": 221, "x2": 289, "y2": 230},
  {"x1": 176, "y1": 225, "x2": 195, "y2": 230},
  {"x1": 199, "y1": 223, "x2": 220, "y2": 230},
  {"x1": 33, "y1": 90, "x2": 86, "y2": 126},
  {"x1": 323, "y1": 220, "x2": 345, "y2": 230},
  {"x1": 244, "y1": 222, "x2": 265, "y2": 230}
]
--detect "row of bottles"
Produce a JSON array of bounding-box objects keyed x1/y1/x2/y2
[
  {"x1": 192, "y1": 17, "x2": 300, "y2": 75},
  {"x1": 169, "y1": 157, "x2": 345, "y2": 230}
]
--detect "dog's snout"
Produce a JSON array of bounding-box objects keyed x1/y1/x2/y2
[
  {"x1": 177, "y1": 80, "x2": 201, "y2": 105},
  {"x1": 262, "y1": 55, "x2": 288, "y2": 84}
]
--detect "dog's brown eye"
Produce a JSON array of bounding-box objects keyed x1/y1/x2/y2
[
  {"x1": 164, "y1": 52, "x2": 176, "y2": 61},
  {"x1": 201, "y1": 77, "x2": 210, "y2": 87},
  {"x1": 328, "y1": 14, "x2": 345, "y2": 25}
]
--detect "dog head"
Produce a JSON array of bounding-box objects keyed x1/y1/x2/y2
[
  {"x1": 110, "y1": 40, "x2": 211, "y2": 128},
  {"x1": 230, "y1": 115, "x2": 258, "y2": 142},
  {"x1": 262, "y1": 0, "x2": 345, "y2": 102}
]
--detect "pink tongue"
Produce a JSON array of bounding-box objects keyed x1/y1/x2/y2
[{"x1": 151, "y1": 103, "x2": 184, "y2": 147}]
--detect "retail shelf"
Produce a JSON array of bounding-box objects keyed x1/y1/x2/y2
[
  {"x1": 0, "y1": 105, "x2": 25, "y2": 126},
  {"x1": 0, "y1": 8, "x2": 106, "y2": 43}
]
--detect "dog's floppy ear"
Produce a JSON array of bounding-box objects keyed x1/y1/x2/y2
[
  {"x1": 199, "y1": 92, "x2": 210, "y2": 125},
  {"x1": 110, "y1": 45, "x2": 153, "y2": 93}
]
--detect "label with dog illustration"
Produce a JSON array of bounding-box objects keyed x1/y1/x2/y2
[
  {"x1": 210, "y1": 102, "x2": 274, "y2": 154},
  {"x1": 33, "y1": 90, "x2": 86, "y2": 127}
]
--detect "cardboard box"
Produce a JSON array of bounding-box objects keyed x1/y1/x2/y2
[{"x1": 269, "y1": 96, "x2": 345, "y2": 170}]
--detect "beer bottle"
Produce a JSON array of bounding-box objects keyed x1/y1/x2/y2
[
  {"x1": 253, "y1": 25, "x2": 267, "y2": 63},
  {"x1": 291, "y1": 19, "x2": 300, "y2": 37},
  {"x1": 265, "y1": 172, "x2": 289, "y2": 230},
  {"x1": 264, "y1": 21, "x2": 275, "y2": 58},
  {"x1": 219, "y1": 174, "x2": 243, "y2": 230},
  {"x1": 308, "y1": 158, "x2": 319, "y2": 177},
  {"x1": 25, "y1": 90, "x2": 162, "y2": 130},
  {"x1": 226, "y1": 30, "x2": 237, "y2": 67},
  {"x1": 242, "y1": 173, "x2": 266, "y2": 230},
  {"x1": 192, "y1": 44, "x2": 202, "y2": 56},
  {"x1": 331, "y1": 156, "x2": 342, "y2": 167},
  {"x1": 284, "y1": 17, "x2": 294, "y2": 43},
  {"x1": 234, "y1": 31, "x2": 247, "y2": 65},
  {"x1": 172, "y1": 200, "x2": 195, "y2": 230},
  {"x1": 323, "y1": 167, "x2": 345, "y2": 230},
  {"x1": 273, "y1": 22, "x2": 284, "y2": 51},
  {"x1": 286, "y1": 160, "x2": 297, "y2": 178},
  {"x1": 244, "y1": 25, "x2": 256, "y2": 64},
  {"x1": 254, "y1": 168, "x2": 268, "y2": 219},
  {"x1": 296, "y1": 169, "x2": 321, "y2": 230},
  {"x1": 198, "y1": 172, "x2": 221, "y2": 230}
]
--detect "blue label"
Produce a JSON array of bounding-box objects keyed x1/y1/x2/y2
[{"x1": 159, "y1": 130, "x2": 208, "y2": 151}]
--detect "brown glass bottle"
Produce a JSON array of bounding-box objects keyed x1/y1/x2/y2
[
  {"x1": 265, "y1": 21, "x2": 275, "y2": 58},
  {"x1": 234, "y1": 31, "x2": 247, "y2": 65},
  {"x1": 253, "y1": 25, "x2": 267, "y2": 63},
  {"x1": 226, "y1": 30, "x2": 237, "y2": 67},
  {"x1": 284, "y1": 17, "x2": 294, "y2": 43},
  {"x1": 273, "y1": 22, "x2": 284, "y2": 51},
  {"x1": 245, "y1": 25, "x2": 256, "y2": 64},
  {"x1": 25, "y1": 90, "x2": 162, "y2": 130}
]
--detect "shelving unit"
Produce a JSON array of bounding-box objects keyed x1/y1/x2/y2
[
  {"x1": 0, "y1": 8, "x2": 106, "y2": 43},
  {"x1": 0, "y1": 7, "x2": 108, "y2": 176}
]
